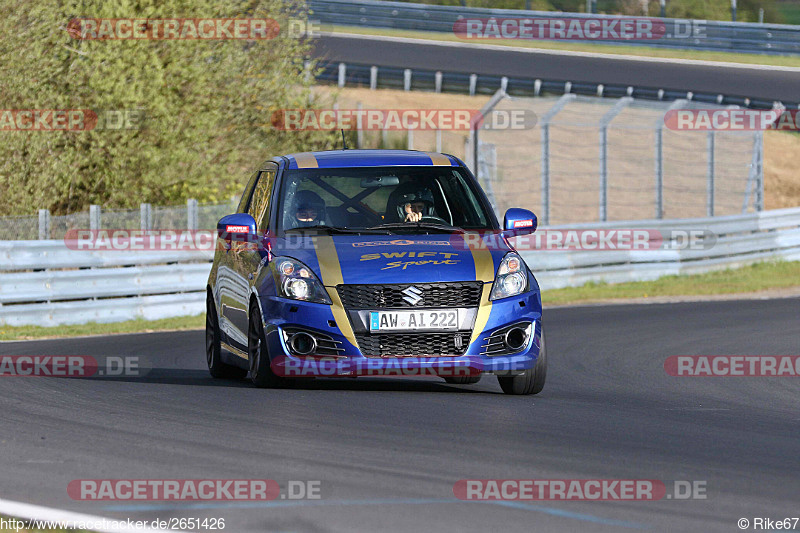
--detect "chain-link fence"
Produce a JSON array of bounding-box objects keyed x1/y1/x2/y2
[
  {"x1": 0, "y1": 198, "x2": 238, "y2": 240},
  {"x1": 472, "y1": 95, "x2": 762, "y2": 224}
]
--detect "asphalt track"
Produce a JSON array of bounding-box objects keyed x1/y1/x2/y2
[
  {"x1": 1, "y1": 297, "x2": 798, "y2": 532},
  {"x1": 311, "y1": 34, "x2": 800, "y2": 104}
]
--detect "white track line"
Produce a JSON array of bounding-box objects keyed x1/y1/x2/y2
[
  {"x1": 0, "y1": 498, "x2": 167, "y2": 533},
  {"x1": 323, "y1": 32, "x2": 800, "y2": 72}
]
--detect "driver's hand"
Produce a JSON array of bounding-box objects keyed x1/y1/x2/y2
[{"x1": 404, "y1": 204, "x2": 422, "y2": 222}]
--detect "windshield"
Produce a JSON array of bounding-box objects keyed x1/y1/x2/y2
[{"x1": 277, "y1": 166, "x2": 496, "y2": 233}]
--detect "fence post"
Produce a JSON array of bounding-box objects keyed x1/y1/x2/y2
[
  {"x1": 187, "y1": 198, "x2": 198, "y2": 230},
  {"x1": 756, "y1": 131, "x2": 764, "y2": 211},
  {"x1": 435, "y1": 71, "x2": 442, "y2": 93},
  {"x1": 436, "y1": 129, "x2": 442, "y2": 153},
  {"x1": 370, "y1": 66, "x2": 378, "y2": 90},
  {"x1": 89, "y1": 205, "x2": 101, "y2": 230},
  {"x1": 38, "y1": 209, "x2": 50, "y2": 240},
  {"x1": 655, "y1": 129, "x2": 663, "y2": 219},
  {"x1": 338, "y1": 62, "x2": 346, "y2": 88},
  {"x1": 706, "y1": 131, "x2": 715, "y2": 217},
  {"x1": 407, "y1": 129, "x2": 414, "y2": 150},
  {"x1": 538, "y1": 94, "x2": 575, "y2": 225},
  {"x1": 404, "y1": 69, "x2": 412, "y2": 91},
  {"x1": 598, "y1": 97, "x2": 631, "y2": 222},
  {"x1": 469, "y1": 74, "x2": 477, "y2": 96},
  {"x1": 140, "y1": 203, "x2": 152, "y2": 230},
  {"x1": 356, "y1": 102, "x2": 364, "y2": 149}
]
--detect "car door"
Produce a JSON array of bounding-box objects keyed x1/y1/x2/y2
[{"x1": 221, "y1": 164, "x2": 277, "y2": 351}]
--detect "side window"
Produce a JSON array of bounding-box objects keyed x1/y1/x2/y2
[
  {"x1": 237, "y1": 171, "x2": 260, "y2": 213},
  {"x1": 247, "y1": 165, "x2": 277, "y2": 230}
]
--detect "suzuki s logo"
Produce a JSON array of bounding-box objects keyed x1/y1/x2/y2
[{"x1": 401, "y1": 286, "x2": 423, "y2": 306}]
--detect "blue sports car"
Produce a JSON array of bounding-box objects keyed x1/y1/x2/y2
[{"x1": 206, "y1": 150, "x2": 546, "y2": 394}]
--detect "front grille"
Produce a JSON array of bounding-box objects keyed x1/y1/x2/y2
[
  {"x1": 356, "y1": 332, "x2": 470, "y2": 357},
  {"x1": 338, "y1": 282, "x2": 483, "y2": 309}
]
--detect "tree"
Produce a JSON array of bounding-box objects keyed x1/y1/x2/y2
[{"x1": 0, "y1": 0, "x2": 333, "y2": 215}]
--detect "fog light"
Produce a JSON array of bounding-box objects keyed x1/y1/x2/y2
[
  {"x1": 289, "y1": 332, "x2": 317, "y2": 355},
  {"x1": 503, "y1": 326, "x2": 529, "y2": 351}
]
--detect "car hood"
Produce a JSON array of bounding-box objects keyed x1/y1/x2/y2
[{"x1": 272, "y1": 232, "x2": 511, "y2": 285}]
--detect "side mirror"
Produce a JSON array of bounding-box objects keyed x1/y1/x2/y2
[
  {"x1": 503, "y1": 208, "x2": 537, "y2": 236},
  {"x1": 217, "y1": 213, "x2": 257, "y2": 243}
]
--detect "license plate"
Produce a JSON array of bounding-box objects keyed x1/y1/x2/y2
[{"x1": 370, "y1": 310, "x2": 459, "y2": 331}]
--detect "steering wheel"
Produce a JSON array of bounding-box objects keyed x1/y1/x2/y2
[{"x1": 418, "y1": 215, "x2": 450, "y2": 225}]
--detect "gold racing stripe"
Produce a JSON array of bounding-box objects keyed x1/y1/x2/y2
[
  {"x1": 468, "y1": 238, "x2": 495, "y2": 344},
  {"x1": 294, "y1": 152, "x2": 319, "y2": 169},
  {"x1": 426, "y1": 152, "x2": 452, "y2": 166},
  {"x1": 315, "y1": 235, "x2": 359, "y2": 349}
]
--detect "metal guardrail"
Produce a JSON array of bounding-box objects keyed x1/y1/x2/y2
[
  {"x1": 315, "y1": 60, "x2": 795, "y2": 110},
  {"x1": 309, "y1": 0, "x2": 800, "y2": 55},
  {"x1": 2, "y1": 208, "x2": 799, "y2": 326}
]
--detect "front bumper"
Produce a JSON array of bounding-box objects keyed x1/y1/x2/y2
[{"x1": 259, "y1": 285, "x2": 542, "y2": 377}]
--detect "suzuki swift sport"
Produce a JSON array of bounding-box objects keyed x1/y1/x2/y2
[{"x1": 206, "y1": 150, "x2": 546, "y2": 394}]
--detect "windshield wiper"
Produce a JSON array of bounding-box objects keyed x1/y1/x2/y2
[
  {"x1": 367, "y1": 222, "x2": 464, "y2": 233},
  {"x1": 284, "y1": 225, "x2": 394, "y2": 235}
]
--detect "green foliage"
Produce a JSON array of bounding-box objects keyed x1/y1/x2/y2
[{"x1": 0, "y1": 0, "x2": 336, "y2": 215}]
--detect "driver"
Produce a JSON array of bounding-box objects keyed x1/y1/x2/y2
[
  {"x1": 395, "y1": 186, "x2": 436, "y2": 223},
  {"x1": 292, "y1": 190, "x2": 326, "y2": 228}
]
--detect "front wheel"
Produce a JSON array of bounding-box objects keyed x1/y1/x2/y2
[
  {"x1": 248, "y1": 301, "x2": 286, "y2": 388},
  {"x1": 497, "y1": 326, "x2": 547, "y2": 395},
  {"x1": 206, "y1": 294, "x2": 247, "y2": 380}
]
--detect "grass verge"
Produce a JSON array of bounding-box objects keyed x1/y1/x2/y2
[
  {"x1": 1, "y1": 261, "x2": 798, "y2": 341},
  {"x1": 544, "y1": 260, "x2": 800, "y2": 305},
  {"x1": 328, "y1": 25, "x2": 800, "y2": 68},
  {"x1": 0, "y1": 315, "x2": 204, "y2": 342}
]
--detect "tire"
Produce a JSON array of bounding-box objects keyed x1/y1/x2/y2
[
  {"x1": 497, "y1": 326, "x2": 547, "y2": 395},
  {"x1": 444, "y1": 376, "x2": 481, "y2": 385},
  {"x1": 247, "y1": 300, "x2": 286, "y2": 388},
  {"x1": 206, "y1": 293, "x2": 247, "y2": 380}
]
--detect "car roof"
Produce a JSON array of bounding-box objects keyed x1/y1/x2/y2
[{"x1": 282, "y1": 149, "x2": 460, "y2": 170}]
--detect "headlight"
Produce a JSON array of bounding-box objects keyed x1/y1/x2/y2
[
  {"x1": 272, "y1": 257, "x2": 331, "y2": 304},
  {"x1": 490, "y1": 252, "x2": 528, "y2": 300}
]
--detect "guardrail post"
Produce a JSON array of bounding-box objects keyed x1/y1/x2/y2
[
  {"x1": 303, "y1": 59, "x2": 312, "y2": 84},
  {"x1": 90, "y1": 205, "x2": 101, "y2": 230},
  {"x1": 38, "y1": 209, "x2": 50, "y2": 240},
  {"x1": 370, "y1": 66, "x2": 378, "y2": 90},
  {"x1": 469, "y1": 74, "x2": 477, "y2": 96},
  {"x1": 140, "y1": 203, "x2": 152, "y2": 230},
  {"x1": 435, "y1": 71, "x2": 443, "y2": 93},
  {"x1": 187, "y1": 198, "x2": 198, "y2": 230},
  {"x1": 403, "y1": 69, "x2": 412, "y2": 91},
  {"x1": 501, "y1": 77, "x2": 508, "y2": 92},
  {"x1": 407, "y1": 129, "x2": 413, "y2": 150},
  {"x1": 338, "y1": 63, "x2": 346, "y2": 88},
  {"x1": 436, "y1": 129, "x2": 442, "y2": 153},
  {"x1": 707, "y1": 132, "x2": 715, "y2": 217}
]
